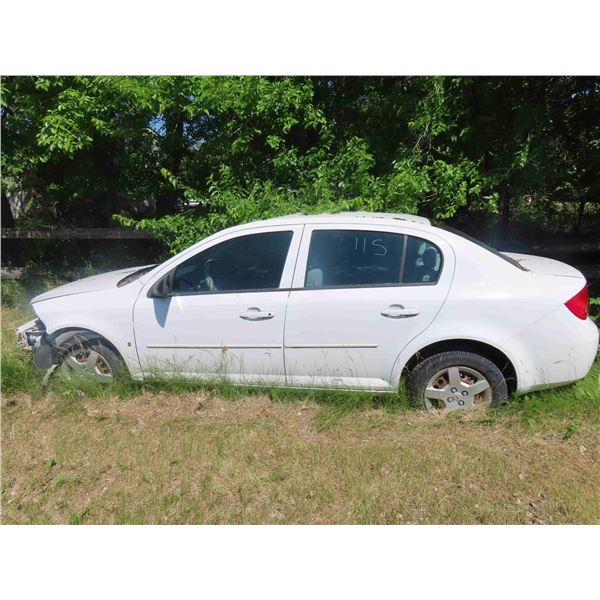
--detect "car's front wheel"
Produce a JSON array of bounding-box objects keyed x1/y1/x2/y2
[
  {"x1": 407, "y1": 351, "x2": 508, "y2": 411},
  {"x1": 54, "y1": 332, "x2": 125, "y2": 384}
]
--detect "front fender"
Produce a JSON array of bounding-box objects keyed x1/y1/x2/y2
[{"x1": 31, "y1": 288, "x2": 144, "y2": 378}]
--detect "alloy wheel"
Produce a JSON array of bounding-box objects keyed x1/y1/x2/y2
[
  {"x1": 424, "y1": 365, "x2": 492, "y2": 411},
  {"x1": 60, "y1": 347, "x2": 114, "y2": 383}
]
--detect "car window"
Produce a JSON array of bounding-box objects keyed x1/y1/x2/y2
[
  {"x1": 402, "y1": 236, "x2": 442, "y2": 283},
  {"x1": 434, "y1": 222, "x2": 526, "y2": 270},
  {"x1": 172, "y1": 230, "x2": 293, "y2": 294},
  {"x1": 305, "y1": 230, "x2": 405, "y2": 288}
]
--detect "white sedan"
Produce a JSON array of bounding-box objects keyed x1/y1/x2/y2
[{"x1": 17, "y1": 212, "x2": 599, "y2": 411}]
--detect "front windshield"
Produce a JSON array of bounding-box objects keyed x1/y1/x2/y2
[{"x1": 434, "y1": 223, "x2": 526, "y2": 270}]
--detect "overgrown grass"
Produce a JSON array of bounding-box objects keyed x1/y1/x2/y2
[
  {"x1": 1, "y1": 290, "x2": 599, "y2": 424},
  {"x1": 506, "y1": 366, "x2": 600, "y2": 432},
  {"x1": 1, "y1": 305, "x2": 41, "y2": 398},
  {"x1": 3, "y1": 385, "x2": 598, "y2": 524},
  {"x1": 2, "y1": 293, "x2": 599, "y2": 524}
]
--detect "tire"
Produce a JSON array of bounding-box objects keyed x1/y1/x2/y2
[
  {"x1": 407, "y1": 350, "x2": 508, "y2": 411},
  {"x1": 53, "y1": 331, "x2": 126, "y2": 384}
]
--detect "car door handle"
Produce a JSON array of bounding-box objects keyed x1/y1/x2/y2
[
  {"x1": 380, "y1": 305, "x2": 420, "y2": 318},
  {"x1": 240, "y1": 307, "x2": 275, "y2": 321}
]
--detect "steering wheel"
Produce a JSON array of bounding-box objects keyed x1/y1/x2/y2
[
  {"x1": 173, "y1": 262, "x2": 203, "y2": 292},
  {"x1": 192, "y1": 259, "x2": 218, "y2": 291}
]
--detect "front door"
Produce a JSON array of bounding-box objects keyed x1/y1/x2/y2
[
  {"x1": 283, "y1": 224, "x2": 453, "y2": 390},
  {"x1": 133, "y1": 225, "x2": 302, "y2": 384}
]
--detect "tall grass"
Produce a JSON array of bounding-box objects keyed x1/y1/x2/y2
[
  {"x1": 2, "y1": 287, "x2": 599, "y2": 525},
  {"x1": 2, "y1": 281, "x2": 598, "y2": 428},
  {"x1": 506, "y1": 361, "x2": 600, "y2": 431}
]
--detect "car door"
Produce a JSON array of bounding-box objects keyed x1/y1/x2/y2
[
  {"x1": 133, "y1": 224, "x2": 303, "y2": 384},
  {"x1": 283, "y1": 224, "x2": 454, "y2": 390}
]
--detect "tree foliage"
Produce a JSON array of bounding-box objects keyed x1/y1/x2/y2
[{"x1": 2, "y1": 76, "x2": 599, "y2": 253}]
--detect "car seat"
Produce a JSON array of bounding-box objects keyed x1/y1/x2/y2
[{"x1": 420, "y1": 247, "x2": 438, "y2": 282}]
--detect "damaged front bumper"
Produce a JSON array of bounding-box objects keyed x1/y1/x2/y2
[
  {"x1": 16, "y1": 319, "x2": 45, "y2": 350},
  {"x1": 16, "y1": 319, "x2": 59, "y2": 381}
]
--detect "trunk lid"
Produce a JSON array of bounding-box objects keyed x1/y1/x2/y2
[{"x1": 501, "y1": 252, "x2": 585, "y2": 279}]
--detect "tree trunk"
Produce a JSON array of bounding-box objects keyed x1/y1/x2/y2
[
  {"x1": 156, "y1": 112, "x2": 186, "y2": 218},
  {"x1": 493, "y1": 196, "x2": 512, "y2": 246},
  {"x1": 500, "y1": 196, "x2": 511, "y2": 241},
  {"x1": 574, "y1": 198, "x2": 586, "y2": 235},
  {"x1": 1, "y1": 190, "x2": 16, "y2": 228}
]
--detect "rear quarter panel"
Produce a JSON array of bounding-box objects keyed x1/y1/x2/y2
[{"x1": 390, "y1": 235, "x2": 590, "y2": 390}]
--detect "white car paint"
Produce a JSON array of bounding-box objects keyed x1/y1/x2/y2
[{"x1": 23, "y1": 212, "x2": 599, "y2": 395}]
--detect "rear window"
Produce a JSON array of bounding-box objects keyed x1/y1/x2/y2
[{"x1": 434, "y1": 223, "x2": 526, "y2": 270}]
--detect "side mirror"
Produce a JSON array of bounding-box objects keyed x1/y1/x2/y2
[{"x1": 148, "y1": 272, "x2": 173, "y2": 298}]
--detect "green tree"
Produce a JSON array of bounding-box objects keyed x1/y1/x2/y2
[{"x1": 2, "y1": 76, "x2": 599, "y2": 252}]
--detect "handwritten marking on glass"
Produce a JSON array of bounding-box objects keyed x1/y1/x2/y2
[{"x1": 353, "y1": 237, "x2": 388, "y2": 256}]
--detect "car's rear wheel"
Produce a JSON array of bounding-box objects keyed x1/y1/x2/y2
[
  {"x1": 407, "y1": 350, "x2": 508, "y2": 411},
  {"x1": 55, "y1": 333, "x2": 125, "y2": 384}
]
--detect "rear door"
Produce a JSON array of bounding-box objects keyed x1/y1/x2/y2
[{"x1": 283, "y1": 224, "x2": 454, "y2": 390}]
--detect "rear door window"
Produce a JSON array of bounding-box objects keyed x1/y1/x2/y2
[{"x1": 305, "y1": 230, "x2": 405, "y2": 288}]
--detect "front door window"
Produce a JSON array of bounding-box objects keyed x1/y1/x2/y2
[{"x1": 173, "y1": 230, "x2": 293, "y2": 294}]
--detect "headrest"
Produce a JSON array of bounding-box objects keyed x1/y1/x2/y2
[
  {"x1": 422, "y1": 247, "x2": 437, "y2": 269},
  {"x1": 306, "y1": 267, "x2": 323, "y2": 287}
]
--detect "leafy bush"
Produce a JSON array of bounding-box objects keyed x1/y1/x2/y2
[
  {"x1": 590, "y1": 297, "x2": 600, "y2": 323},
  {"x1": 113, "y1": 153, "x2": 450, "y2": 254}
]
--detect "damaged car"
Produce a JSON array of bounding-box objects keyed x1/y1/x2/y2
[{"x1": 17, "y1": 212, "x2": 599, "y2": 411}]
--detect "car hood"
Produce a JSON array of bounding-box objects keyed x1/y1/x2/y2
[
  {"x1": 501, "y1": 252, "x2": 585, "y2": 278},
  {"x1": 31, "y1": 265, "x2": 153, "y2": 303}
]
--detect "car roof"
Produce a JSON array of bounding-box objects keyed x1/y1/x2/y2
[{"x1": 243, "y1": 211, "x2": 432, "y2": 228}]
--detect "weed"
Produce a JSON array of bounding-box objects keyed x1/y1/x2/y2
[
  {"x1": 563, "y1": 420, "x2": 578, "y2": 440},
  {"x1": 505, "y1": 357, "x2": 600, "y2": 430},
  {"x1": 68, "y1": 507, "x2": 90, "y2": 525},
  {"x1": 3, "y1": 302, "x2": 599, "y2": 425}
]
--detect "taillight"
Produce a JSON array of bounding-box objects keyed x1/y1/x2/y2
[{"x1": 564, "y1": 284, "x2": 589, "y2": 320}]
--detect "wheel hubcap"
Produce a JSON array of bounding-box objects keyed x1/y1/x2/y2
[
  {"x1": 60, "y1": 348, "x2": 113, "y2": 383},
  {"x1": 424, "y1": 366, "x2": 491, "y2": 411}
]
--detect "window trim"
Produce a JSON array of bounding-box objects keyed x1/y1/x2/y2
[
  {"x1": 162, "y1": 278, "x2": 442, "y2": 298},
  {"x1": 300, "y1": 229, "x2": 444, "y2": 290}
]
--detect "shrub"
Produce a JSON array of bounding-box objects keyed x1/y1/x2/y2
[
  {"x1": 590, "y1": 297, "x2": 600, "y2": 323},
  {"x1": 1, "y1": 278, "x2": 27, "y2": 308}
]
